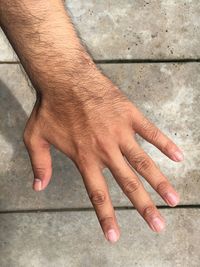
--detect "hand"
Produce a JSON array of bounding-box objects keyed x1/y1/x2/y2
[{"x1": 23, "y1": 53, "x2": 184, "y2": 244}]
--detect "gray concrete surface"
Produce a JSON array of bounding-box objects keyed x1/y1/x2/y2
[
  {"x1": 1, "y1": 0, "x2": 200, "y2": 61},
  {"x1": 0, "y1": 209, "x2": 199, "y2": 267}
]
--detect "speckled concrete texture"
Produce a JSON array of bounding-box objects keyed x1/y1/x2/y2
[
  {"x1": 0, "y1": 209, "x2": 199, "y2": 267},
  {"x1": 0, "y1": 28, "x2": 17, "y2": 61},
  {"x1": 1, "y1": 1, "x2": 200, "y2": 61},
  {"x1": 0, "y1": 63, "x2": 199, "y2": 210}
]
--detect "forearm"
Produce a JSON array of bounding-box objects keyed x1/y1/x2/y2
[{"x1": 0, "y1": 0, "x2": 95, "y2": 95}]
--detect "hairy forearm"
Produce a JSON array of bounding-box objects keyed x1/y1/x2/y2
[{"x1": 0, "y1": 0, "x2": 96, "y2": 95}]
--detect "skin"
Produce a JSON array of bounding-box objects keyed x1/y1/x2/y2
[{"x1": 0, "y1": 0, "x2": 184, "y2": 243}]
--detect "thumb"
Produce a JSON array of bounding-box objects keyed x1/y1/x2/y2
[{"x1": 23, "y1": 133, "x2": 52, "y2": 191}]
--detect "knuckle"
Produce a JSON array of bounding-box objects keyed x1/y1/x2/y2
[
  {"x1": 99, "y1": 216, "x2": 113, "y2": 226},
  {"x1": 123, "y1": 179, "x2": 140, "y2": 195},
  {"x1": 150, "y1": 128, "x2": 160, "y2": 143},
  {"x1": 96, "y1": 136, "x2": 116, "y2": 161},
  {"x1": 121, "y1": 103, "x2": 135, "y2": 123},
  {"x1": 133, "y1": 154, "x2": 152, "y2": 172},
  {"x1": 96, "y1": 137, "x2": 108, "y2": 153},
  {"x1": 89, "y1": 190, "x2": 106, "y2": 206},
  {"x1": 141, "y1": 119, "x2": 160, "y2": 142},
  {"x1": 34, "y1": 166, "x2": 46, "y2": 178},
  {"x1": 125, "y1": 145, "x2": 134, "y2": 160},
  {"x1": 96, "y1": 135, "x2": 110, "y2": 150},
  {"x1": 23, "y1": 130, "x2": 37, "y2": 150},
  {"x1": 143, "y1": 205, "x2": 157, "y2": 219},
  {"x1": 125, "y1": 146, "x2": 153, "y2": 173},
  {"x1": 157, "y1": 180, "x2": 169, "y2": 194}
]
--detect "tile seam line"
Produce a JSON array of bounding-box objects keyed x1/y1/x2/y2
[
  {"x1": 96, "y1": 59, "x2": 200, "y2": 64},
  {"x1": 0, "y1": 59, "x2": 200, "y2": 64},
  {"x1": 0, "y1": 205, "x2": 200, "y2": 214}
]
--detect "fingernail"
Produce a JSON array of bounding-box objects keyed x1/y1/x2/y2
[
  {"x1": 33, "y1": 178, "x2": 42, "y2": 191},
  {"x1": 165, "y1": 192, "x2": 179, "y2": 207},
  {"x1": 173, "y1": 151, "x2": 184, "y2": 161},
  {"x1": 150, "y1": 217, "x2": 165, "y2": 232},
  {"x1": 106, "y1": 229, "x2": 118, "y2": 243}
]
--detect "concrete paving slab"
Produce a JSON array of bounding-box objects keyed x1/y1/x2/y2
[
  {"x1": 0, "y1": 28, "x2": 16, "y2": 62},
  {"x1": 0, "y1": 1, "x2": 200, "y2": 61},
  {"x1": 0, "y1": 209, "x2": 199, "y2": 267},
  {"x1": 0, "y1": 63, "x2": 199, "y2": 210}
]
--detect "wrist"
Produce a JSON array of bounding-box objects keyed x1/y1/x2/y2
[{"x1": 32, "y1": 49, "x2": 97, "y2": 96}]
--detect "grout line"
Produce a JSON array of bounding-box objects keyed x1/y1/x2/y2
[
  {"x1": 95, "y1": 59, "x2": 200, "y2": 64},
  {"x1": 0, "y1": 59, "x2": 200, "y2": 65},
  {"x1": 0, "y1": 61, "x2": 20, "y2": 64},
  {"x1": 0, "y1": 205, "x2": 200, "y2": 214}
]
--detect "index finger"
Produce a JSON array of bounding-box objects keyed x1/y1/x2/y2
[{"x1": 131, "y1": 107, "x2": 184, "y2": 162}]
